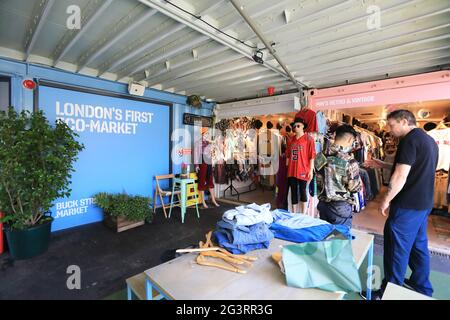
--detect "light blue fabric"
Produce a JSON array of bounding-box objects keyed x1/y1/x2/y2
[
  {"x1": 271, "y1": 209, "x2": 295, "y2": 221},
  {"x1": 270, "y1": 208, "x2": 352, "y2": 243},
  {"x1": 316, "y1": 111, "x2": 328, "y2": 134},
  {"x1": 283, "y1": 239, "x2": 362, "y2": 293},
  {"x1": 270, "y1": 222, "x2": 352, "y2": 243},
  {"x1": 216, "y1": 221, "x2": 274, "y2": 245},
  {"x1": 216, "y1": 219, "x2": 250, "y2": 233},
  {"x1": 272, "y1": 211, "x2": 329, "y2": 229},
  {"x1": 213, "y1": 230, "x2": 270, "y2": 254},
  {"x1": 223, "y1": 203, "x2": 273, "y2": 226}
]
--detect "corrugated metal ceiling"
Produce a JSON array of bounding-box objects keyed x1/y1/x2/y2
[{"x1": 0, "y1": 0, "x2": 449, "y2": 103}]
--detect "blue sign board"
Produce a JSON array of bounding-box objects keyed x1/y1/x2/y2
[{"x1": 38, "y1": 85, "x2": 170, "y2": 231}]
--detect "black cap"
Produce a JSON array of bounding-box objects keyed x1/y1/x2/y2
[{"x1": 290, "y1": 117, "x2": 307, "y2": 130}]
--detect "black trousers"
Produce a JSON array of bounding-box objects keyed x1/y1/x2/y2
[{"x1": 288, "y1": 177, "x2": 308, "y2": 204}]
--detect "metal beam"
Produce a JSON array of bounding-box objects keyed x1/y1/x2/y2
[
  {"x1": 137, "y1": 0, "x2": 297, "y2": 85},
  {"x1": 220, "y1": 0, "x2": 298, "y2": 32},
  {"x1": 138, "y1": 0, "x2": 292, "y2": 82},
  {"x1": 180, "y1": 71, "x2": 282, "y2": 93},
  {"x1": 215, "y1": 86, "x2": 298, "y2": 103},
  {"x1": 161, "y1": 59, "x2": 255, "y2": 89},
  {"x1": 278, "y1": 23, "x2": 450, "y2": 71},
  {"x1": 288, "y1": 36, "x2": 450, "y2": 77},
  {"x1": 229, "y1": 0, "x2": 305, "y2": 91},
  {"x1": 77, "y1": 9, "x2": 158, "y2": 72},
  {"x1": 111, "y1": 1, "x2": 230, "y2": 79},
  {"x1": 141, "y1": 45, "x2": 229, "y2": 83},
  {"x1": 204, "y1": 82, "x2": 295, "y2": 100},
  {"x1": 175, "y1": 67, "x2": 275, "y2": 91},
  {"x1": 99, "y1": 22, "x2": 187, "y2": 75},
  {"x1": 199, "y1": 0, "x2": 228, "y2": 16},
  {"x1": 117, "y1": 35, "x2": 210, "y2": 80},
  {"x1": 246, "y1": 0, "x2": 355, "y2": 42},
  {"x1": 308, "y1": 55, "x2": 450, "y2": 84},
  {"x1": 266, "y1": 9, "x2": 450, "y2": 66},
  {"x1": 269, "y1": 7, "x2": 450, "y2": 58},
  {"x1": 247, "y1": 0, "x2": 416, "y2": 43},
  {"x1": 24, "y1": 0, "x2": 56, "y2": 60},
  {"x1": 196, "y1": 78, "x2": 291, "y2": 96},
  {"x1": 53, "y1": 0, "x2": 114, "y2": 66},
  {"x1": 307, "y1": 56, "x2": 450, "y2": 87}
]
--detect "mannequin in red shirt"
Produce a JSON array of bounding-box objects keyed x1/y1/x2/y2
[{"x1": 286, "y1": 118, "x2": 316, "y2": 214}]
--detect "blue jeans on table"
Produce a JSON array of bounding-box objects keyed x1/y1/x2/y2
[
  {"x1": 213, "y1": 230, "x2": 270, "y2": 254},
  {"x1": 318, "y1": 201, "x2": 353, "y2": 229},
  {"x1": 382, "y1": 206, "x2": 433, "y2": 297}
]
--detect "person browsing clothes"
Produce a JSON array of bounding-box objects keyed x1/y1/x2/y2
[
  {"x1": 365, "y1": 110, "x2": 438, "y2": 299},
  {"x1": 315, "y1": 124, "x2": 362, "y2": 228}
]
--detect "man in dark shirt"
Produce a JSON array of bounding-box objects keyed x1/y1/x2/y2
[{"x1": 366, "y1": 110, "x2": 438, "y2": 299}]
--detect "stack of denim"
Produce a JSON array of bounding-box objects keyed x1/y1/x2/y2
[
  {"x1": 269, "y1": 209, "x2": 353, "y2": 243},
  {"x1": 213, "y1": 203, "x2": 274, "y2": 254}
]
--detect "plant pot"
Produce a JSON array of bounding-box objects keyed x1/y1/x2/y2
[
  {"x1": 4, "y1": 218, "x2": 53, "y2": 260},
  {"x1": 103, "y1": 214, "x2": 145, "y2": 233}
]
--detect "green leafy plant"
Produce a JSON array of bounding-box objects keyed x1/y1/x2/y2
[
  {"x1": 186, "y1": 95, "x2": 202, "y2": 108},
  {"x1": 93, "y1": 192, "x2": 152, "y2": 223},
  {"x1": 0, "y1": 107, "x2": 84, "y2": 230}
]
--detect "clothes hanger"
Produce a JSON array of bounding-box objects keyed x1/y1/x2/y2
[
  {"x1": 193, "y1": 231, "x2": 257, "y2": 273},
  {"x1": 435, "y1": 121, "x2": 449, "y2": 130},
  {"x1": 196, "y1": 255, "x2": 247, "y2": 274},
  {"x1": 202, "y1": 231, "x2": 257, "y2": 261}
]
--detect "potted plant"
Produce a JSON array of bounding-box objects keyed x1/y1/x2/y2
[
  {"x1": 0, "y1": 107, "x2": 84, "y2": 260},
  {"x1": 180, "y1": 162, "x2": 189, "y2": 179},
  {"x1": 93, "y1": 193, "x2": 152, "y2": 233}
]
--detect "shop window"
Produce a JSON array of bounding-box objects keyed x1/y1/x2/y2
[{"x1": 0, "y1": 77, "x2": 11, "y2": 112}]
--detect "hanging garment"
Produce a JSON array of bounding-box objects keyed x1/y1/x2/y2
[
  {"x1": 282, "y1": 240, "x2": 362, "y2": 293},
  {"x1": 428, "y1": 128, "x2": 450, "y2": 171},
  {"x1": 276, "y1": 154, "x2": 289, "y2": 210},
  {"x1": 382, "y1": 151, "x2": 396, "y2": 185},
  {"x1": 198, "y1": 163, "x2": 214, "y2": 191},
  {"x1": 295, "y1": 108, "x2": 318, "y2": 133},
  {"x1": 359, "y1": 168, "x2": 373, "y2": 201},
  {"x1": 366, "y1": 168, "x2": 380, "y2": 197},
  {"x1": 316, "y1": 111, "x2": 328, "y2": 134},
  {"x1": 434, "y1": 172, "x2": 448, "y2": 209},
  {"x1": 214, "y1": 163, "x2": 228, "y2": 184},
  {"x1": 287, "y1": 134, "x2": 316, "y2": 181}
]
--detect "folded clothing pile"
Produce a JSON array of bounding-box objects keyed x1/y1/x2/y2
[
  {"x1": 269, "y1": 209, "x2": 353, "y2": 243},
  {"x1": 213, "y1": 203, "x2": 274, "y2": 254}
]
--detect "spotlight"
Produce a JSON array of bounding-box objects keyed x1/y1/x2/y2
[{"x1": 252, "y1": 50, "x2": 264, "y2": 64}]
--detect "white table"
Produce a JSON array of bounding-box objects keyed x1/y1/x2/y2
[
  {"x1": 382, "y1": 282, "x2": 435, "y2": 300},
  {"x1": 144, "y1": 229, "x2": 374, "y2": 300}
]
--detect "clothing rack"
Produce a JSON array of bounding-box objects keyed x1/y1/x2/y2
[{"x1": 223, "y1": 178, "x2": 257, "y2": 201}]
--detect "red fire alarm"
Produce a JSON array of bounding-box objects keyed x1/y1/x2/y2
[
  {"x1": 22, "y1": 79, "x2": 36, "y2": 90},
  {"x1": 267, "y1": 86, "x2": 275, "y2": 96}
]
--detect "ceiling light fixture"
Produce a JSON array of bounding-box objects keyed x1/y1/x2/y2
[{"x1": 252, "y1": 50, "x2": 264, "y2": 64}]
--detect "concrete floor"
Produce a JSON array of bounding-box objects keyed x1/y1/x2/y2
[
  {"x1": 352, "y1": 188, "x2": 450, "y2": 255},
  {"x1": 0, "y1": 204, "x2": 233, "y2": 299}
]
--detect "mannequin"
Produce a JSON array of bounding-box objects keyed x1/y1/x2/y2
[
  {"x1": 286, "y1": 118, "x2": 316, "y2": 214},
  {"x1": 195, "y1": 127, "x2": 220, "y2": 208}
]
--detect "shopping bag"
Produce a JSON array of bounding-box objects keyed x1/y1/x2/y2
[{"x1": 282, "y1": 239, "x2": 361, "y2": 293}]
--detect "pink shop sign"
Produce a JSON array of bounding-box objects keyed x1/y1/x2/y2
[{"x1": 311, "y1": 81, "x2": 450, "y2": 110}]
